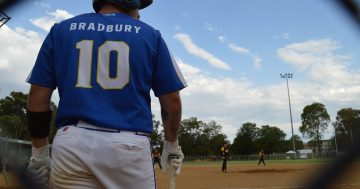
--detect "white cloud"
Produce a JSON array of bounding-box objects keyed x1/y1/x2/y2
[
  {"x1": 153, "y1": 57, "x2": 295, "y2": 142},
  {"x1": 174, "y1": 25, "x2": 182, "y2": 31},
  {"x1": 206, "y1": 30, "x2": 262, "y2": 70},
  {"x1": 30, "y1": 9, "x2": 74, "y2": 31},
  {"x1": 181, "y1": 12, "x2": 191, "y2": 18},
  {"x1": 282, "y1": 32, "x2": 290, "y2": 39},
  {"x1": 34, "y1": 1, "x2": 50, "y2": 8},
  {"x1": 228, "y1": 43, "x2": 263, "y2": 69},
  {"x1": 218, "y1": 35, "x2": 227, "y2": 43},
  {"x1": 275, "y1": 32, "x2": 291, "y2": 40},
  {"x1": 252, "y1": 55, "x2": 262, "y2": 70},
  {"x1": 154, "y1": 37, "x2": 360, "y2": 142},
  {"x1": 277, "y1": 39, "x2": 360, "y2": 88},
  {"x1": 174, "y1": 33, "x2": 231, "y2": 70},
  {"x1": 277, "y1": 38, "x2": 360, "y2": 126},
  {"x1": 228, "y1": 43, "x2": 249, "y2": 54},
  {"x1": 204, "y1": 22, "x2": 219, "y2": 33},
  {"x1": 277, "y1": 39, "x2": 341, "y2": 71},
  {"x1": 0, "y1": 11, "x2": 72, "y2": 90},
  {"x1": 0, "y1": 25, "x2": 43, "y2": 87}
]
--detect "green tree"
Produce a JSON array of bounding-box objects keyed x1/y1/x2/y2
[
  {"x1": 0, "y1": 92, "x2": 28, "y2": 139},
  {"x1": 0, "y1": 115, "x2": 23, "y2": 139},
  {"x1": 285, "y1": 135, "x2": 304, "y2": 152},
  {"x1": 204, "y1": 121, "x2": 230, "y2": 155},
  {"x1": 178, "y1": 117, "x2": 201, "y2": 155},
  {"x1": 150, "y1": 114, "x2": 163, "y2": 149},
  {"x1": 299, "y1": 102, "x2": 330, "y2": 153},
  {"x1": 257, "y1": 125, "x2": 287, "y2": 153},
  {"x1": 231, "y1": 122, "x2": 259, "y2": 155},
  {"x1": 0, "y1": 91, "x2": 57, "y2": 142},
  {"x1": 209, "y1": 133, "x2": 228, "y2": 156},
  {"x1": 333, "y1": 108, "x2": 360, "y2": 151},
  {"x1": 178, "y1": 117, "x2": 226, "y2": 156}
]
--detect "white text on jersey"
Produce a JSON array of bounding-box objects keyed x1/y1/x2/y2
[{"x1": 69, "y1": 22, "x2": 141, "y2": 33}]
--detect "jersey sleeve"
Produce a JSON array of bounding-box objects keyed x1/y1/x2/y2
[
  {"x1": 152, "y1": 33, "x2": 187, "y2": 97},
  {"x1": 26, "y1": 24, "x2": 57, "y2": 89}
]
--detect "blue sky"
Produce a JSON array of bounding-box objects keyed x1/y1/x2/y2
[{"x1": 1, "y1": 0, "x2": 360, "y2": 143}]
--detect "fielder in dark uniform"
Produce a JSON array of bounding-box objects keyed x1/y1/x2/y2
[
  {"x1": 258, "y1": 149, "x2": 266, "y2": 166},
  {"x1": 221, "y1": 142, "x2": 229, "y2": 173},
  {"x1": 153, "y1": 149, "x2": 162, "y2": 169}
]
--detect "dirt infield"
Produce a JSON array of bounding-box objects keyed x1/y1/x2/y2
[
  {"x1": 1, "y1": 160, "x2": 359, "y2": 189},
  {"x1": 155, "y1": 161, "x2": 360, "y2": 189}
]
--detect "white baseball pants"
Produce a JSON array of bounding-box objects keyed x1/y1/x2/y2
[{"x1": 49, "y1": 124, "x2": 155, "y2": 189}]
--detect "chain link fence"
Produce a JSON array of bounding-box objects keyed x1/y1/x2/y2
[
  {"x1": 0, "y1": 137, "x2": 32, "y2": 171},
  {"x1": 1, "y1": 136, "x2": 350, "y2": 166},
  {"x1": 182, "y1": 152, "x2": 345, "y2": 163}
]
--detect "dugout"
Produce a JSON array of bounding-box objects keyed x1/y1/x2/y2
[{"x1": 297, "y1": 149, "x2": 313, "y2": 159}]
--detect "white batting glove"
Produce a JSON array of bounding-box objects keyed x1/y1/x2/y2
[
  {"x1": 161, "y1": 140, "x2": 184, "y2": 175},
  {"x1": 27, "y1": 145, "x2": 51, "y2": 186}
]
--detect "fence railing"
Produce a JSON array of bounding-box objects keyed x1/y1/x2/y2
[
  {"x1": 182, "y1": 152, "x2": 343, "y2": 162},
  {"x1": 0, "y1": 136, "x2": 346, "y2": 168},
  {"x1": 1, "y1": 137, "x2": 32, "y2": 170}
]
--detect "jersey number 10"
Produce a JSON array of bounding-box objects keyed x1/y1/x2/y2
[{"x1": 76, "y1": 40, "x2": 130, "y2": 90}]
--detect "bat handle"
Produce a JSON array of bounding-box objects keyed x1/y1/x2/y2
[
  {"x1": 168, "y1": 155, "x2": 178, "y2": 189},
  {"x1": 169, "y1": 166, "x2": 176, "y2": 189}
]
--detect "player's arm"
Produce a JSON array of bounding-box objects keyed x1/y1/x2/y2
[
  {"x1": 159, "y1": 90, "x2": 182, "y2": 142},
  {"x1": 26, "y1": 84, "x2": 53, "y2": 186},
  {"x1": 27, "y1": 84, "x2": 54, "y2": 147},
  {"x1": 159, "y1": 90, "x2": 184, "y2": 175}
]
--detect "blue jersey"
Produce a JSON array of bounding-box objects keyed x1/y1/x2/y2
[{"x1": 27, "y1": 13, "x2": 187, "y2": 133}]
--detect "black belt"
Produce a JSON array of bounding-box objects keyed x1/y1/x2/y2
[
  {"x1": 61, "y1": 121, "x2": 151, "y2": 137},
  {"x1": 78, "y1": 126, "x2": 150, "y2": 137}
]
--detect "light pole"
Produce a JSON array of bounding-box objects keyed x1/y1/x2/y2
[
  {"x1": 334, "y1": 127, "x2": 339, "y2": 159},
  {"x1": 280, "y1": 73, "x2": 296, "y2": 154}
]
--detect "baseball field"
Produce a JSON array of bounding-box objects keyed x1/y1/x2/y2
[
  {"x1": 155, "y1": 159, "x2": 360, "y2": 189},
  {"x1": 1, "y1": 159, "x2": 359, "y2": 189}
]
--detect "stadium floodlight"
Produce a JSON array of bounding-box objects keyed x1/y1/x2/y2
[{"x1": 280, "y1": 73, "x2": 296, "y2": 155}]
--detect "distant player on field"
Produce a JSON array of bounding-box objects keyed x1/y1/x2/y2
[
  {"x1": 258, "y1": 149, "x2": 266, "y2": 166},
  {"x1": 221, "y1": 142, "x2": 229, "y2": 173},
  {"x1": 25, "y1": 0, "x2": 187, "y2": 188},
  {"x1": 153, "y1": 149, "x2": 162, "y2": 169}
]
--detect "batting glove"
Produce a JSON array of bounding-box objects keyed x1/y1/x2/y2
[
  {"x1": 27, "y1": 144, "x2": 51, "y2": 186},
  {"x1": 161, "y1": 140, "x2": 184, "y2": 175}
]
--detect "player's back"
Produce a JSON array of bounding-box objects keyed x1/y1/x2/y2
[{"x1": 43, "y1": 13, "x2": 164, "y2": 133}]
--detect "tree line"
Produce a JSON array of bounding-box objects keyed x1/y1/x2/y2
[{"x1": 0, "y1": 91, "x2": 359, "y2": 156}]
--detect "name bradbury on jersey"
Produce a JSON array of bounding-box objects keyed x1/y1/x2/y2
[{"x1": 69, "y1": 22, "x2": 141, "y2": 33}]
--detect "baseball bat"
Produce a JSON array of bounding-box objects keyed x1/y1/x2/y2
[{"x1": 168, "y1": 155, "x2": 179, "y2": 189}]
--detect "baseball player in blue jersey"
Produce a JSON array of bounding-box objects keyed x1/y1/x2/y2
[{"x1": 25, "y1": 0, "x2": 187, "y2": 188}]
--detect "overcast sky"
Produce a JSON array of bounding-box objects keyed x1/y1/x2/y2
[{"x1": 1, "y1": 0, "x2": 360, "y2": 143}]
